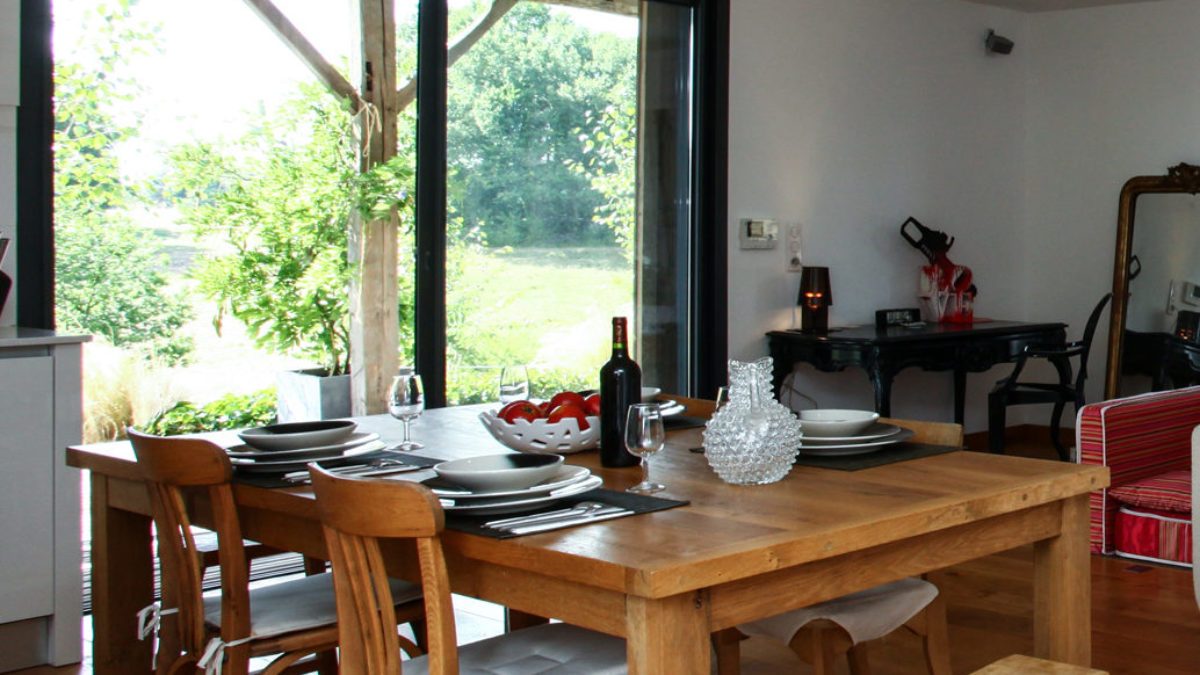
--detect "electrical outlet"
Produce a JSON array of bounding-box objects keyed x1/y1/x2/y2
[{"x1": 786, "y1": 223, "x2": 803, "y2": 272}]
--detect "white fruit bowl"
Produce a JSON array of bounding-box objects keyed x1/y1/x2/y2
[{"x1": 478, "y1": 410, "x2": 600, "y2": 454}]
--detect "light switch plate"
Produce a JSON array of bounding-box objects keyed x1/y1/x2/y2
[
  {"x1": 739, "y1": 219, "x2": 778, "y2": 250},
  {"x1": 786, "y1": 223, "x2": 803, "y2": 272}
]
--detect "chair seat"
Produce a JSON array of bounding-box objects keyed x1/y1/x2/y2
[
  {"x1": 202, "y1": 572, "x2": 421, "y2": 640},
  {"x1": 402, "y1": 622, "x2": 626, "y2": 675},
  {"x1": 739, "y1": 577, "x2": 938, "y2": 646}
]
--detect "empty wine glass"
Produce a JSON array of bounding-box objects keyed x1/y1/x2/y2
[
  {"x1": 389, "y1": 370, "x2": 425, "y2": 450},
  {"x1": 715, "y1": 386, "x2": 730, "y2": 411},
  {"x1": 498, "y1": 365, "x2": 530, "y2": 404},
  {"x1": 625, "y1": 403, "x2": 666, "y2": 494}
]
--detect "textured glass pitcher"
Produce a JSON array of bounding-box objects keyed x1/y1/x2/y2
[{"x1": 702, "y1": 357, "x2": 803, "y2": 485}]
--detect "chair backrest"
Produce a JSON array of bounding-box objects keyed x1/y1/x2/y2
[
  {"x1": 1192, "y1": 426, "x2": 1200, "y2": 610},
  {"x1": 879, "y1": 418, "x2": 963, "y2": 448},
  {"x1": 309, "y1": 465, "x2": 455, "y2": 675},
  {"x1": 1075, "y1": 293, "x2": 1113, "y2": 392},
  {"x1": 127, "y1": 429, "x2": 251, "y2": 655}
]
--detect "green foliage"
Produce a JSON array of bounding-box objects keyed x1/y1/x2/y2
[
  {"x1": 446, "y1": 2, "x2": 635, "y2": 248},
  {"x1": 447, "y1": 366, "x2": 593, "y2": 406},
  {"x1": 570, "y1": 96, "x2": 637, "y2": 261},
  {"x1": 142, "y1": 389, "x2": 277, "y2": 436},
  {"x1": 167, "y1": 85, "x2": 414, "y2": 375},
  {"x1": 54, "y1": 1, "x2": 193, "y2": 363}
]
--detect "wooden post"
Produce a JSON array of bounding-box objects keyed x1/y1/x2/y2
[{"x1": 348, "y1": 0, "x2": 400, "y2": 414}]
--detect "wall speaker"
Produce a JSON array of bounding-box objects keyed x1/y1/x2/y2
[{"x1": 985, "y1": 30, "x2": 1014, "y2": 55}]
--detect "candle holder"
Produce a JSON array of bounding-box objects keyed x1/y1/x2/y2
[{"x1": 797, "y1": 266, "x2": 832, "y2": 333}]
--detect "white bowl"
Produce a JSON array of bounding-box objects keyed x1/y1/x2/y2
[
  {"x1": 434, "y1": 453, "x2": 565, "y2": 492},
  {"x1": 478, "y1": 410, "x2": 599, "y2": 454},
  {"x1": 641, "y1": 387, "x2": 662, "y2": 402},
  {"x1": 237, "y1": 420, "x2": 358, "y2": 451},
  {"x1": 798, "y1": 409, "x2": 880, "y2": 438}
]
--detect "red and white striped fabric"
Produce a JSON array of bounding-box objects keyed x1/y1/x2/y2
[
  {"x1": 1113, "y1": 505, "x2": 1192, "y2": 567},
  {"x1": 1076, "y1": 386, "x2": 1200, "y2": 554}
]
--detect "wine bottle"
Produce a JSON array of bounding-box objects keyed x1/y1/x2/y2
[{"x1": 600, "y1": 316, "x2": 642, "y2": 467}]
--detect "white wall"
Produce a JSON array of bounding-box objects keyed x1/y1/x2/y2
[
  {"x1": 727, "y1": 0, "x2": 1028, "y2": 428},
  {"x1": 1, "y1": 0, "x2": 17, "y2": 327},
  {"x1": 1024, "y1": 0, "x2": 1200, "y2": 404}
]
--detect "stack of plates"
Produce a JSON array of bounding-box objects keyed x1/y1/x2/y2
[
  {"x1": 431, "y1": 464, "x2": 603, "y2": 515},
  {"x1": 796, "y1": 422, "x2": 914, "y2": 457},
  {"x1": 656, "y1": 399, "x2": 686, "y2": 417},
  {"x1": 228, "y1": 421, "x2": 384, "y2": 473}
]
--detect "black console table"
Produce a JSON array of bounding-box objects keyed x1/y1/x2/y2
[
  {"x1": 1122, "y1": 329, "x2": 1200, "y2": 390},
  {"x1": 766, "y1": 321, "x2": 1067, "y2": 424}
]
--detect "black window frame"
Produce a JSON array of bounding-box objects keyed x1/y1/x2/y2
[{"x1": 19, "y1": 0, "x2": 727, "y2": 398}]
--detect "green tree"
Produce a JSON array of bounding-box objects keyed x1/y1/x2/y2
[
  {"x1": 167, "y1": 84, "x2": 413, "y2": 376},
  {"x1": 445, "y1": 2, "x2": 635, "y2": 248},
  {"x1": 54, "y1": 0, "x2": 193, "y2": 363}
]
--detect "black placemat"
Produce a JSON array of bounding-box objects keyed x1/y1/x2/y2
[
  {"x1": 233, "y1": 450, "x2": 441, "y2": 488},
  {"x1": 792, "y1": 443, "x2": 960, "y2": 471},
  {"x1": 665, "y1": 415, "x2": 706, "y2": 431},
  {"x1": 446, "y1": 488, "x2": 689, "y2": 539}
]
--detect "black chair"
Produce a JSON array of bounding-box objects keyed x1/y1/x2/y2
[{"x1": 988, "y1": 293, "x2": 1112, "y2": 461}]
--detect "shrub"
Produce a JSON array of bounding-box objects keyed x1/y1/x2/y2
[{"x1": 143, "y1": 389, "x2": 278, "y2": 436}]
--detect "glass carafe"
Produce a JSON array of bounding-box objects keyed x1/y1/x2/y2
[{"x1": 702, "y1": 357, "x2": 803, "y2": 485}]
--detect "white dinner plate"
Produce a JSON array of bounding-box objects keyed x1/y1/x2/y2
[
  {"x1": 231, "y1": 441, "x2": 383, "y2": 473},
  {"x1": 237, "y1": 420, "x2": 357, "y2": 451},
  {"x1": 441, "y1": 474, "x2": 604, "y2": 515},
  {"x1": 428, "y1": 465, "x2": 591, "y2": 499},
  {"x1": 227, "y1": 432, "x2": 380, "y2": 461},
  {"x1": 796, "y1": 423, "x2": 903, "y2": 445},
  {"x1": 795, "y1": 428, "x2": 915, "y2": 456},
  {"x1": 658, "y1": 400, "x2": 686, "y2": 417}
]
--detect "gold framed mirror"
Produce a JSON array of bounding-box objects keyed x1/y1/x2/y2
[{"x1": 1104, "y1": 162, "x2": 1200, "y2": 398}]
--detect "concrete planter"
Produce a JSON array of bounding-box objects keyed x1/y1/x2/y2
[{"x1": 275, "y1": 369, "x2": 352, "y2": 422}]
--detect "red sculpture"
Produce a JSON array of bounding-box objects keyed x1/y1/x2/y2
[{"x1": 900, "y1": 217, "x2": 976, "y2": 323}]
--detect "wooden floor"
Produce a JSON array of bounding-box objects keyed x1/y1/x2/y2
[{"x1": 18, "y1": 428, "x2": 1200, "y2": 675}]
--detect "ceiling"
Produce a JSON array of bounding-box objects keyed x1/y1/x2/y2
[{"x1": 963, "y1": 0, "x2": 1166, "y2": 11}]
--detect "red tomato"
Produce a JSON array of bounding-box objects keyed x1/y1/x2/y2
[
  {"x1": 498, "y1": 400, "x2": 539, "y2": 424},
  {"x1": 583, "y1": 393, "x2": 601, "y2": 416},
  {"x1": 548, "y1": 403, "x2": 590, "y2": 430},
  {"x1": 537, "y1": 401, "x2": 554, "y2": 418},
  {"x1": 549, "y1": 391, "x2": 587, "y2": 411}
]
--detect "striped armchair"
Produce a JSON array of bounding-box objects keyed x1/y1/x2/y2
[{"x1": 1077, "y1": 386, "x2": 1200, "y2": 564}]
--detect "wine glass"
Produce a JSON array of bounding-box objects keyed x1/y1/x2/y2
[
  {"x1": 498, "y1": 365, "x2": 530, "y2": 404},
  {"x1": 388, "y1": 370, "x2": 425, "y2": 450},
  {"x1": 714, "y1": 386, "x2": 730, "y2": 411},
  {"x1": 625, "y1": 403, "x2": 666, "y2": 494}
]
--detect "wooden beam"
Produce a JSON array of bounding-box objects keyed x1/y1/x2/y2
[
  {"x1": 241, "y1": 0, "x2": 362, "y2": 108},
  {"x1": 348, "y1": 0, "x2": 400, "y2": 415}
]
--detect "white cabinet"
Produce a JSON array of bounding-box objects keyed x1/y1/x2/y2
[{"x1": 0, "y1": 329, "x2": 88, "y2": 671}]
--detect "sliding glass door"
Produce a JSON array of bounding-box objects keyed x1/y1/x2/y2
[{"x1": 416, "y1": 0, "x2": 722, "y2": 407}]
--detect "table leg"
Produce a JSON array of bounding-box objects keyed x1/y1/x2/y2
[
  {"x1": 626, "y1": 592, "x2": 711, "y2": 674},
  {"x1": 90, "y1": 475, "x2": 155, "y2": 675},
  {"x1": 1033, "y1": 494, "x2": 1091, "y2": 666},
  {"x1": 870, "y1": 368, "x2": 894, "y2": 418},
  {"x1": 953, "y1": 367, "x2": 966, "y2": 425}
]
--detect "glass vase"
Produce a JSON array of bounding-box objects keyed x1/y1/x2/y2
[{"x1": 702, "y1": 357, "x2": 803, "y2": 485}]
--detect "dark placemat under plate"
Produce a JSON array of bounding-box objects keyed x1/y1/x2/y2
[
  {"x1": 447, "y1": 488, "x2": 688, "y2": 539},
  {"x1": 233, "y1": 450, "x2": 441, "y2": 488},
  {"x1": 792, "y1": 443, "x2": 960, "y2": 471},
  {"x1": 664, "y1": 415, "x2": 706, "y2": 431}
]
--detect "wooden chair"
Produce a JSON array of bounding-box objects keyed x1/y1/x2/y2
[
  {"x1": 713, "y1": 418, "x2": 960, "y2": 675},
  {"x1": 308, "y1": 465, "x2": 627, "y2": 674},
  {"x1": 128, "y1": 429, "x2": 425, "y2": 675},
  {"x1": 988, "y1": 293, "x2": 1112, "y2": 460}
]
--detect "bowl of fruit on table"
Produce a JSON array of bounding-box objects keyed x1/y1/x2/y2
[{"x1": 479, "y1": 391, "x2": 601, "y2": 454}]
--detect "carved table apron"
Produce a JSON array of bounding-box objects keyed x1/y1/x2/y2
[{"x1": 767, "y1": 321, "x2": 1068, "y2": 423}]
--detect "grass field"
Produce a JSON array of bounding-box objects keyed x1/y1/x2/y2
[{"x1": 91, "y1": 243, "x2": 634, "y2": 427}]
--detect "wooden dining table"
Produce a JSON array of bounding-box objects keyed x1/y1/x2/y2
[{"x1": 68, "y1": 400, "x2": 1108, "y2": 674}]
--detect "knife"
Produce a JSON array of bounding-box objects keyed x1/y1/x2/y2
[
  {"x1": 484, "y1": 503, "x2": 621, "y2": 529},
  {"x1": 505, "y1": 509, "x2": 633, "y2": 535}
]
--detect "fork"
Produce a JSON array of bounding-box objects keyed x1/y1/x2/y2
[{"x1": 483, "y1": 501, "x2": 610, "y2": 529}]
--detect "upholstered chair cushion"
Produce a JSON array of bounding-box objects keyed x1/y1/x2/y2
[
  {"x1": 203, "y1": 573, "x2": 421, "y2": 640},
  {"x1": 1109, "y1": 470, "x2": 1191, "y2": 513},
  {"x1": 402, "y1": 623, "x2": 626, "y2": 675},
  {"x1": 739, "y1": 577, "x2": 938, "y2": 646}
]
